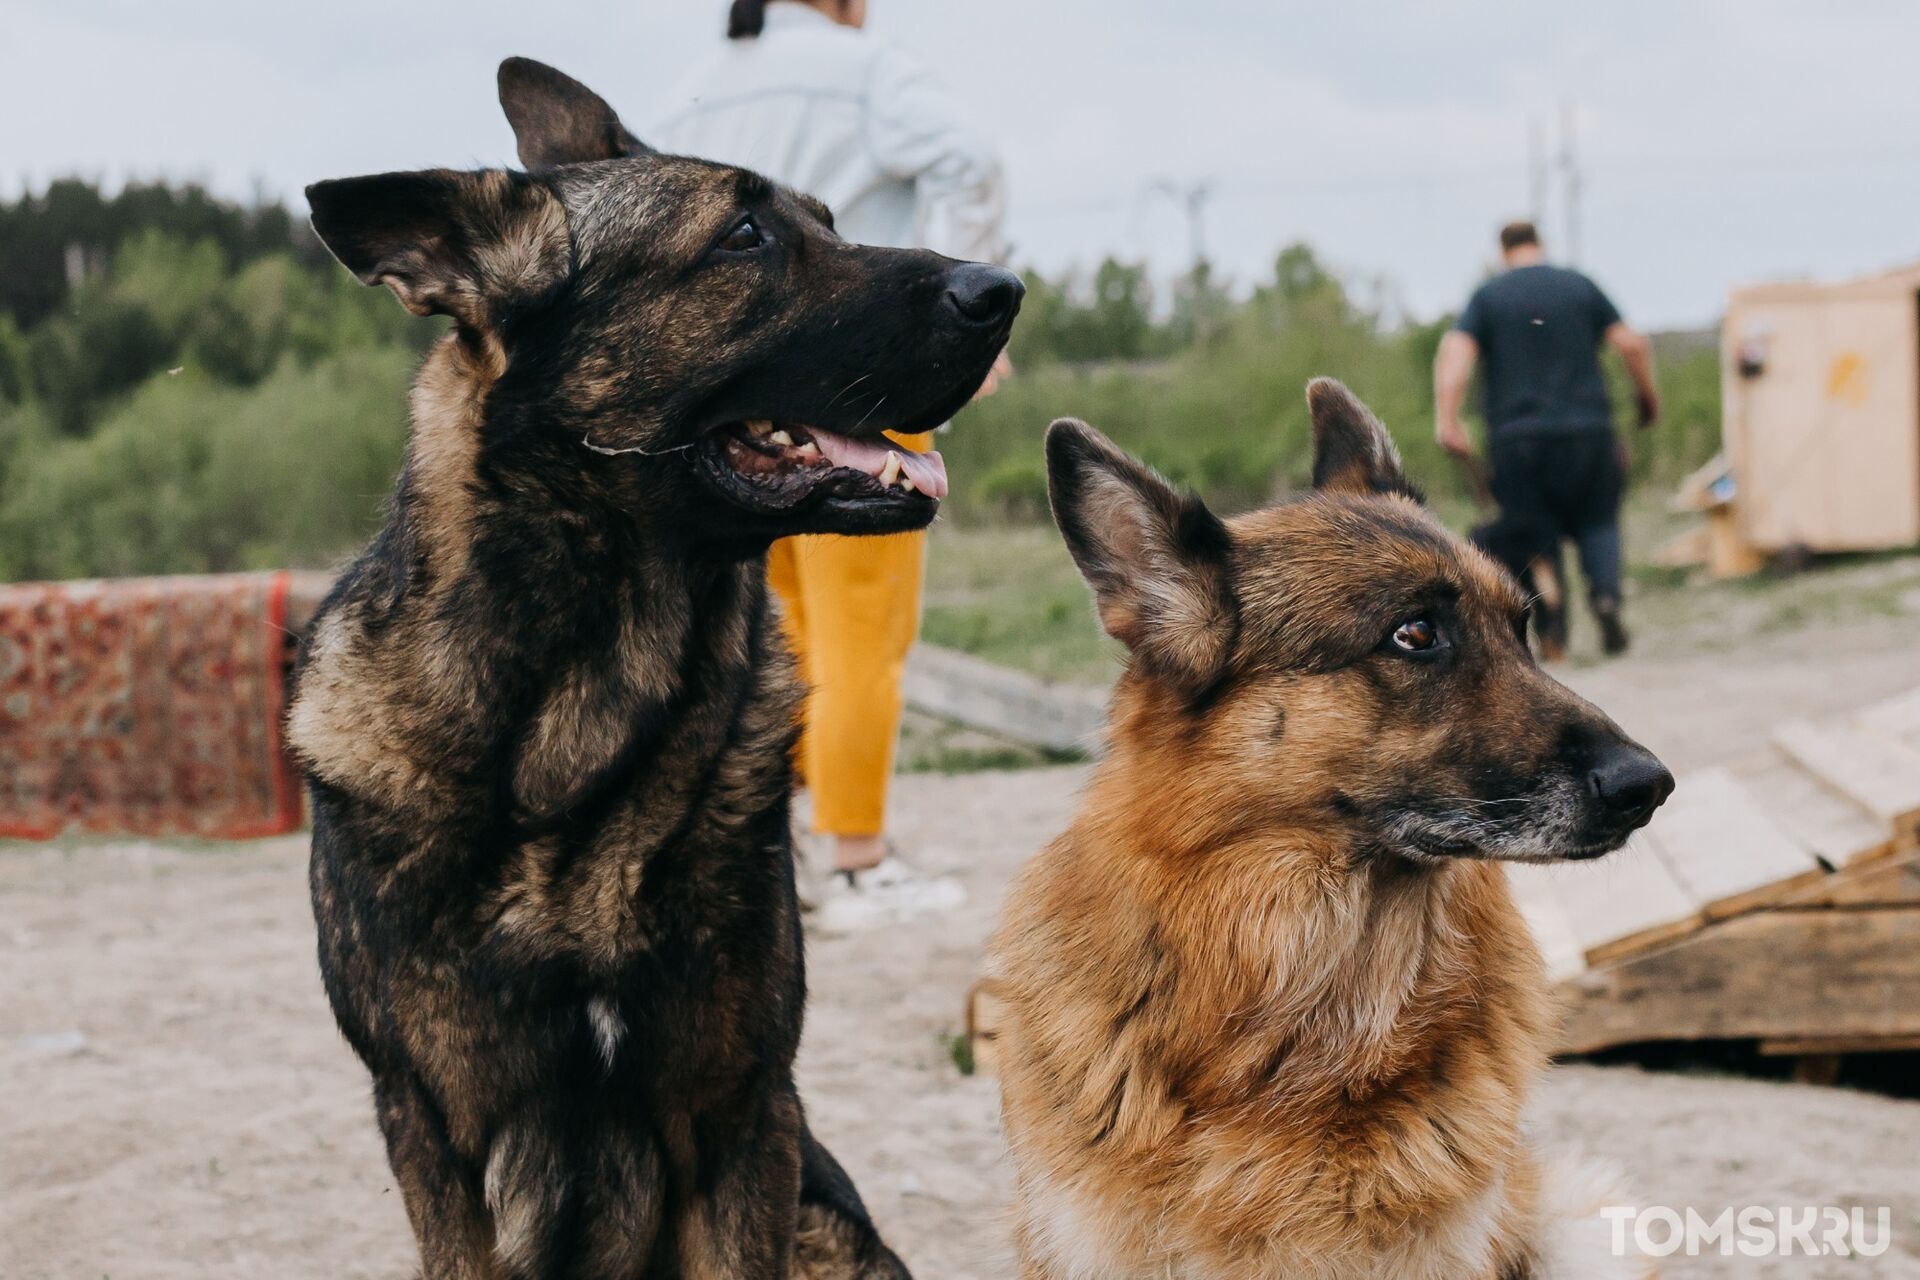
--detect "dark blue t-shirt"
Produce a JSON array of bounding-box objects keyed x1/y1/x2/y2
[{"x1": 1455, "y1": 263, "x2": 1622, "y2": 438}]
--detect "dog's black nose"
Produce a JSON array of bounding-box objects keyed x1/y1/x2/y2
[
  {"x1": 1587, "y1": 744, "x2": 1674, "y2": 828},
  {"x1": 945, "y1": 263, "x2": 1025, "y2": 327}
]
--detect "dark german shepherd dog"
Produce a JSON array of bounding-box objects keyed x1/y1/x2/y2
[{"x1": 288, "y1": 58, "x2": 1020, "y2": 1279}]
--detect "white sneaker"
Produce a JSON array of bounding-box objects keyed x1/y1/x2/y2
[
  {"x1": 811, "y1": 855, "x2": 967, "y2": 936},
  {"x1": 792, "y1": 826, "x2": 825, "y2": 914}
]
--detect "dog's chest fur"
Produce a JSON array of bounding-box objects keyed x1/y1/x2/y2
[
  {"x1": 289, "y1": 398, "x2": 807, "y2": 1159},
  {"x1": 992, "y1": 812, "x2": 1555, "y2": 1280}
]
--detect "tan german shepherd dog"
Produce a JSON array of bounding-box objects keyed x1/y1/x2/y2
[{"x1": 988, "y1": 380, "x2": 1671, "y2": 1279}]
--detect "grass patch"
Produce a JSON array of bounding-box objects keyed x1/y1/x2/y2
[
  {"x1": 922, "y1": 523, "x2": 1120, "y2": 686},
  {"x1": 940, "y1": 1029, "x2": 976, "y2": 1077}
]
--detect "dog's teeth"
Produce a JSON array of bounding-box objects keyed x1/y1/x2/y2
[
  {"x1": 901, "y1": 477, "x2": 917, "y2": 493},
  {"x1": 879, "y1": 452, "x2": 902, "y2": 488},
  {"x1": 796, "y1": 440, "x2": 819, "y2": 455},
  {"x1": 746, "y1": 420, "x2": 773, "y2": 438},
  {"x1": 769, "y1": 429, "x2": 794, "y2": 447}
]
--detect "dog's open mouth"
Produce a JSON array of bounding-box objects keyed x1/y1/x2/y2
[{"x1": 698, "y1": 419, "x2": 948, "y2": 515}]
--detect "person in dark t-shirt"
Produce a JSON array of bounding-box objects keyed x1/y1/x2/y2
[{"x1": 1433, "y1": 220, "x2": 1659, "y2": 656}]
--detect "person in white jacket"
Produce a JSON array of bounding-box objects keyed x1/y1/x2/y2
[{"x1": 653, "y1": 0, "x2": 1010, "y2": 934}]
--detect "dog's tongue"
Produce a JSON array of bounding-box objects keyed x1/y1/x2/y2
[{"x1": 808, "y1": 429, "x2": 949, "y2": 499}]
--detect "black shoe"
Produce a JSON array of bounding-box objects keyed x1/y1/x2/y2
[
  {"x1": 1529, "y1": 557, "x2": 1569, "y2": 661},
  {"x1": 1534, "y1": 601, "x2": 1569, "y2": 662},
  {"x1": 1594, "y1": 600, "x2": 1630, "y2": 655}
]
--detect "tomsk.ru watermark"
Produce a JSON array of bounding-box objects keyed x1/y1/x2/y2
[{"x1": 1601, "y1": 1205, "x2": 1893, "y2": 1258}]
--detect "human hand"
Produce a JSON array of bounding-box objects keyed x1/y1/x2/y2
[
  {"x1": 973, "y1": 350, "x2": 1013, "y2": 401},
  {"x1": 1436, "y1": 417, "x2": 1473, "y2": 460},
  {"x1": 1635, "y1": 389, "x2": 1660, "y2": 429}
]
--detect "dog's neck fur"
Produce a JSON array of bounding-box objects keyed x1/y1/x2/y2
[{"x1": 290, "y1": 336, "x2": 779, "y2": 832}]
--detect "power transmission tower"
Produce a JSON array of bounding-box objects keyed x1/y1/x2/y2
[
  {"x1": 1147, "y1": 179, "x2": 1213, "y2": 273},
  {"x1": 1558, "y1": 99, "x2": 1582, "y2": 264},
  {"x1": 1145, "y1": 179, "x2": 1217, "y2": 342},
  {"x1": 1529, "y1": 114, "x2": 1549, "y2": 226}
]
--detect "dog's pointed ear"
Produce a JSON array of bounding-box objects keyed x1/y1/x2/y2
[
  {"x1": 499, "y1": 57, "x2": 654, "y2": 169},
  {"x1": 1047, "y1": 419, "x2": 1236, "y2": 696},
  {"x1": 1307, "y1": 377, "x2": 1422, "y2": 501},
  {"x1": 305, "y1": 169, "x2": 569, "y2": 329}
]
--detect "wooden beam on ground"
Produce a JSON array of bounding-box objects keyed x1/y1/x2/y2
[
  {"x1": 1642, "y1": 766, "x2": 1826, "y2": 920},
  {"x1": 1772, "y1": 719, "x2": 1920, "y2": 853},
  {"x1": 1548, "y1": 837, "x2": 1704, "y2": 966},
  {"x1": 903, "y1": 644, "x2": 1106, "y2": 755},
  {"x1": 1556, "y1": 907, "x2": 1920, "y2": 1055}
]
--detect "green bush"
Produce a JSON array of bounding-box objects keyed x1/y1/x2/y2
[
  {"x1": 0, "y1": 346, "x2": 414, "y2": 580},
  {"x1": 973, "y1": 457, "x2": 1050, "y2": 522}
]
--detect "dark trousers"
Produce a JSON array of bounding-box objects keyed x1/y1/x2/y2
[{"x1": 1473, "y1": 431, "x2": 1625, "y2": 603}]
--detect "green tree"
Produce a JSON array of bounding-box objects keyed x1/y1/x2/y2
[{"x1": 0, "y1": 313, "x2": 29, "y2": 405}]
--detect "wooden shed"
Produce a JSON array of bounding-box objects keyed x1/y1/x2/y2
[{"x1": 1717, "y1": 263, "x2": 1920, "y2": 560}]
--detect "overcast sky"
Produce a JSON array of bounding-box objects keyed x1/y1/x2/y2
[{"x1": 5, "y1": 0, "x2": 1920, "y2": 329}]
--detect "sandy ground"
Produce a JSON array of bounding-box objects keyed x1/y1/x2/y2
[{"x1": 5, "y1": 612, "x2": 1920, "y2": 1278}]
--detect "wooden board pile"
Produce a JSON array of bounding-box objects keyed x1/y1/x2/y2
[{"x1": 1513, "y1": 686, "x2": 1920, "y2": 1057}]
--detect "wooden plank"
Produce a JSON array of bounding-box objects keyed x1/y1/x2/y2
[
  {"x1": 1650, "y1": 522, "x2": 1710, "y2": 569},
  {"x1": 1707, "y1": 505, "x2": 1766, "y2": 579},
  {"x1": 1556, "y1": 907, "x2": 1920, "y2": 1054},
  {"x1": 1772, "y1": 719, "x2": 1920, "y2": 851},
  {"x1": 1643, "y1": 767, "x2": 1826, "y2": 919},
  {"x1": 1733, "y1": 749, "x2": 1894, "y2": 867},
  {"x1": 901, "y1": 644, "x2": 1106, "y2": 754},
  {"x1": 1819, "y1": 845, "x2": 1920, "y2": 906},
  {"x1": 1503, "y1": 871, "x2": 1586, "y2": 983},
  {"x1": 1858, "y1": 687, "x2": 1920, "y2": 745},
  {"x1": 1759, "y1": 1034, "x2": 1920, "y2": 1056},
  {"x1": 1549, "y1": 837, "x2": 1704, "y2": 966}
]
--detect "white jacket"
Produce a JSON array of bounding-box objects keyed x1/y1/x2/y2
[{"x1": 651, "y1": 3, "x2": 1005, "y2": 263}]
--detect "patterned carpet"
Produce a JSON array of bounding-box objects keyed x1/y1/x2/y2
[{"x1": 0, "y1": 572, "x2": 303, "y2": 840}]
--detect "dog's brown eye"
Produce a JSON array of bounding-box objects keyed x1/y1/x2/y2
[
  {"x1": 1392, "y1": 618, "x2": 1440, "y2": 653},
  {"x1": 719, "y1": 218, "x2": 765, "y2": 252}
]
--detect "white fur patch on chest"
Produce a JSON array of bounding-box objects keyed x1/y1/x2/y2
[
  {"x1": 1020, "y1": 1170, "x2": 1511, "y2": 1280},
  {"x1": 587, "y1": 996, "x2": 625, "y2": 1071},
  {"x1": 1021, "y1": 1179, "x2": 1155, "y2": 1280}
]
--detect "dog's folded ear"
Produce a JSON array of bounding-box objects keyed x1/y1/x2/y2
[
  {"x1": 1046, "y1": 419, "x2": 1236, "y2": 697},
  {"x1": 305, "y1": 169, "x2": 569, "y2": 330},
  {"x1": 1307, "y1": 377, "x2": 1423, "y2": 501},
  {"x1": 499, "y1": 57, "x2": 655, "y2": 170}
]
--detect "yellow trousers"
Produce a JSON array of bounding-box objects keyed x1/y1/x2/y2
[{"x1": 767, "y1": 431, "x2": 930, "y2": 837}]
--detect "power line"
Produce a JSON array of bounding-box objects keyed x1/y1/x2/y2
[
  {"x1": 1141, "y1": 179, "x2": 1213, "y2": 269},
  {"x1": 1560, "y1": 99, "x2": 1582, "y2": 265},
  {"x1": 1018, "y1": 144, "x2": 1920, "y2": 221},
  {"x1": 1529, "y1": 114, "x2": 1548, "y2": 226}
]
